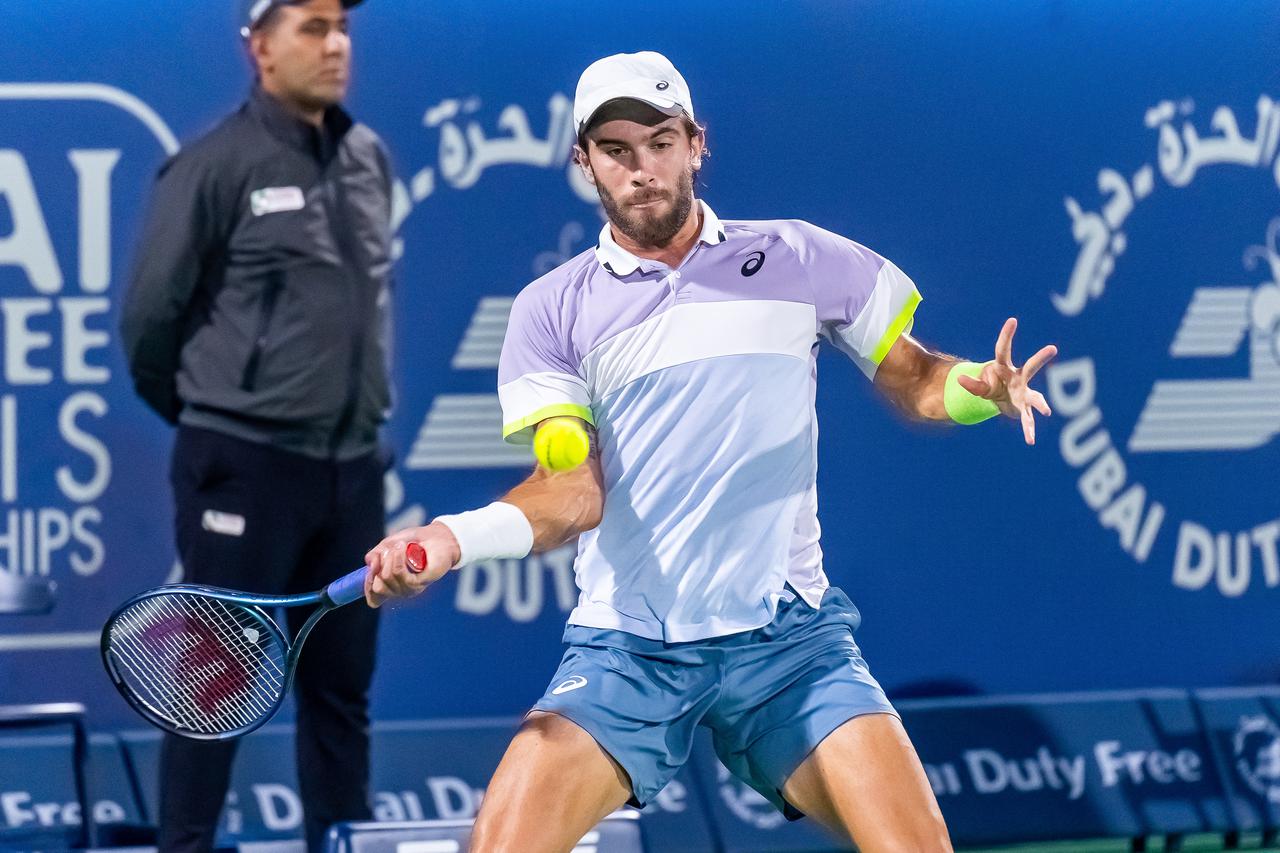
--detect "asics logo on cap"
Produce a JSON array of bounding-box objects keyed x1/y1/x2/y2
[{"x1": 656, "y1": 81, "x2": 669, "y2": 90}]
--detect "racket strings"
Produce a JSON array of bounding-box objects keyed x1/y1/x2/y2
[
  {"x1": 152, "y1": 595, "x2": 286, "y2": 722},
  {"x1": 109, "y1": 597, "x2": 266, "y2": 733},
  {"x1": 109, "y1": 624, "x2": 214, "y2": 732},
  {"x1": 154, "y1": 596, "x2": 282, "y2": 720},
  {"x1": 106, "y1": 592, "x2": 288, "y2": 735},
  {"x1": 183, "y1": 597, "x2": 287, "y2": 691},
  {"x1": 118, "y1": 595, "x2": 283, "y2": 731}
]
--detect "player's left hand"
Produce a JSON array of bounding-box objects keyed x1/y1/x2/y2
[{"x1": 957, "y1": 317, "x2": 1058, "y2": 445}]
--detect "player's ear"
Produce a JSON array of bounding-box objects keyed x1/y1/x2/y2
[
  {"x1": 689, "y1": 130, "x2": 706, "y2": 171},
  {"x1": 573, "y1": 144, "x2": 597, "y2": 187}
]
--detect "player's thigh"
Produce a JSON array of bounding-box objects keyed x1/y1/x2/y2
[
  {"x1": 470, "y1": 712, "x2": 632, "y2": 853},
  {"x1": 782, "y1": 712, "x2": 951, "y2": 852}
]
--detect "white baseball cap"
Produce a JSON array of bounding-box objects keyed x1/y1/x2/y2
[{"x1": 573, "y1": 51, "x2": 695, "y2": 136}]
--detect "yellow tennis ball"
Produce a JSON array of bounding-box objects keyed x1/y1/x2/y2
[{"x1": 534, "y1": 417, "x2": 590, "y2": 472}]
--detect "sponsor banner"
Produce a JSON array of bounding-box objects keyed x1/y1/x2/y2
[
  {"x1": 0, "y1": 732, "x2": 145, "y2": 844},
  {"x1": 899, "y1": 691, "x2": 1230, "y2": 844},
  {"x1": 1194, "y1": 686, "x2": 1280, "y2": 831},
  {"x1": 119, "y1": 720, "x2": 714, "y2": 851},
  {"x1": 690, "y1": 691, "x2": 1233, "y2": 848}
]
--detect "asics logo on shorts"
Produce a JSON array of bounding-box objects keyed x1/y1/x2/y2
[{"x1": 552, "y1": 675, "x2": 588, "y2": 695}]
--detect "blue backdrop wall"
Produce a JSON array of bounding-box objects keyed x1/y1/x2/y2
[{"x1": 0, "y1": 0, "x2": 1275, "y2": 729}]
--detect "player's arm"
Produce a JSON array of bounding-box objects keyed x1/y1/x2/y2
[
  {"x1": 501, "y1": 420, "x2": 604, "y2": 549},
  {"x1": 871, "y1": 332, "x2": 956, "y2": 421},
  {"x1": 362, "y1": 418, "x2": 603, "y2": 608},
  {"x1": 873, "y1": 317, "x2": 1057, "y2": 444}
]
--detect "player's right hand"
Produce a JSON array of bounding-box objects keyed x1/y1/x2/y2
[{"x1": 363, "y1": 521, "x2": 461, "y2": 608}]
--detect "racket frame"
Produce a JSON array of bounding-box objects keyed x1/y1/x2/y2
[{"x1": 100, "y1": 583, "x2": 340, "y2": 741}]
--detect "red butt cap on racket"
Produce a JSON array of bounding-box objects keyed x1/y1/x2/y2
[{"x1": 406, "y1": 542, "x2": 426, "y2": 573}]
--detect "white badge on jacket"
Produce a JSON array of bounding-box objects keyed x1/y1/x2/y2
[
  {"x1": 250, "y1": 186, "x2": 306, "y2": 216},
  {"x1": 202, "y1": 509, "x2": 246, "y2": 537}
]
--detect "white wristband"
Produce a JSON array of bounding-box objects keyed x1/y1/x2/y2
[{"x1": 433, "y1": 501, "x2": 534, "y2": 568}]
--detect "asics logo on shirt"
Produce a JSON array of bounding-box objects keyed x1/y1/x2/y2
[{"x1": 741, "y1": 251, "x2": 765, "y2": 277}]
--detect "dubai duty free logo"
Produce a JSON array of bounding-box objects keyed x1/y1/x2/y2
[
  {"x1": 1234, "y1": 715, "x2": 1280, "y2": 805},
  {"x1": 1044, "y1": 95, "x2": 1280, "y2": 598}
]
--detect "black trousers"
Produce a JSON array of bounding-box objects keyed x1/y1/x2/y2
[{"x1": 158, "y1": 426, "x2": 383, "y2": 853}]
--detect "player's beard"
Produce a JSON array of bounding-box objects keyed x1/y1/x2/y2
[{"x1": 597, "y1": 166, "x2": 695, "y2": 248}]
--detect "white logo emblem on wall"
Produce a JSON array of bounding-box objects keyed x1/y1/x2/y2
[
  {"x1": 1045, "y1": 94, "x2": 1280, "y2": 599},
  {"x1": 1129, "y1": 221, "x2": 1280, "y2": 454},
  {"x1": 1234, "y1": 715, "x2": 1280, "y2": 804}
]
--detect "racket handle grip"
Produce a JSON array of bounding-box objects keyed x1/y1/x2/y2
[
  {"x1": 326, "y1": 567, "x2": 369, "y2": 607},
  {"x1": 327, "y1": 544, "x2": 427, "y2": 607}
]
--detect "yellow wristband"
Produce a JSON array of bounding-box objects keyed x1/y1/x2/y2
[{"x1": 944, "y1": 361, "x2": 1000, "y2": 425}]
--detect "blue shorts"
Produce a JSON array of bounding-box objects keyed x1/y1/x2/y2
[{"x1": 532, "y1": 586, "x2": 897, "y2": 817}]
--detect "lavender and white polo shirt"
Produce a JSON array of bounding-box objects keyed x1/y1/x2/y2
[{"x1": 497, "y1": 200, "x2": 921, "y2": 642}]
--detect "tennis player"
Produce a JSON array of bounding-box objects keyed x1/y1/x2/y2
[{"x1": 366, "y1": 51, "x2": 1056, "y2": 852}]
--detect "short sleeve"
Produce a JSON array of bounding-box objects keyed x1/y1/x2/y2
[
  {"x1": 497, "y1": 286, "x2": 595, "y2": 445},
  {"x1": 799, "y1": 222, "x2": 923, "y2": 379}
]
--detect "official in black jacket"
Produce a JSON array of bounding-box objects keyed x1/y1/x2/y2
[{"x1": 120, "y1": 1, "x2": 390, "y2": 850}]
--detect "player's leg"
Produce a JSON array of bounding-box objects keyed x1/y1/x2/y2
[
  {"x1": 712, "y1": 585, "x2": 950, "y2": 852},
  {"x1": 160, "y1": 427, "x2": 318, "y2": 852},
  {"x1": 471, "y1": 628, "x2": 719, "y2": 853},
  {"x1": 468, "y1": 712, "x2": 632, "y2": 853},
  {"x1": 287, "y1": 450, "x2": 384, "y2": 851},
  {"x1": 782, "y1": 712, "x2": 951, "y2": 851}
]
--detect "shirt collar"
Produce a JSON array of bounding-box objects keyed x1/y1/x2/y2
[
  {"x1": 247, "y1": 85, "x2": 353, "y2": 164},
  {"x1": 594, "y1": 199, "x2": 727, "y2": 277}
]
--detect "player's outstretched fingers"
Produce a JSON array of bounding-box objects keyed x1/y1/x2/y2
[
  {"x1": 1021, "y1": 344, "x2": 1058, "y2": 382},
  {"x1": 1022, "y1": 404, "x2": 1036, "y2": 445},
  {"x1": 995, "y1": 317, "x2": 1017, "y2": 365}
]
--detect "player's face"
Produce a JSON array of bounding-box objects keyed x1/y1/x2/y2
[
  {"x1": 580, "y1": 112, "x2": 705, "y2": 248},
  {"x1": 253, "y1": 0, "x2": 351, "y2": 112}
]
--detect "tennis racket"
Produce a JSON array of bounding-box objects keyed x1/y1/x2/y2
[{"x1": 100, "y1": 542, "x2": 426, "y2": 740}]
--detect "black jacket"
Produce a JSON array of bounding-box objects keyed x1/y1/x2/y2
[{"x1": 121, "y1": 86, "x2": 394, "y2": 460}]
